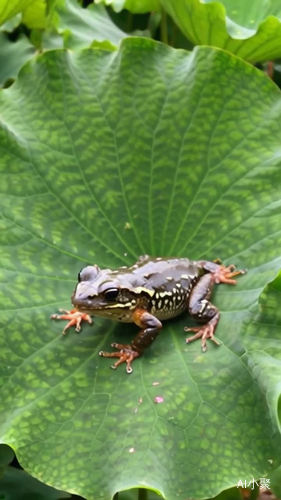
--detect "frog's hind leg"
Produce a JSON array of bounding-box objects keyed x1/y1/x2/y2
[
  {"x1": 99, "y1": 343, "x2": 139, "y2": 374},
  {"x1": 184, "y1": 273, "x2": 221, "y2": 352},
  {"x1": 185, "y1": 261, "x2": 245, "y2": 351},
  {"x1": 197, "y1": 260, "x2": 246, "y2": 284},
  {"x1": 99, "y1": 310, "x2": 162, "y2": 374}
]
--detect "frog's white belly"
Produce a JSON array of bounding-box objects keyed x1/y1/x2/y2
[{"x1": 151, "y1": 302, "x2": 187, "y2": 320}]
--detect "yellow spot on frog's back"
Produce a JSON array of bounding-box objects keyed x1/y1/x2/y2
[{"x1": 133, "y1": 286, "x2": 154, "y2": 297}]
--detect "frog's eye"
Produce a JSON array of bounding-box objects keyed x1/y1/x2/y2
[{"x1": 104, "y1": 288, "x2": 119, "y2": 301}]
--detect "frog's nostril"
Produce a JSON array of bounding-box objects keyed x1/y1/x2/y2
[{"x1": 87, "y1": 295, "x2": 95, "y2": 300}]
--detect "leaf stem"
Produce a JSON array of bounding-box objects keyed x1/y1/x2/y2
[
  {"x1": 160, "y1": 8, "x2": 168, "y2": 44},
  {"x1": 127, "y1": 11, "x2": 133, "y2": 32},
  {"x1": 138, "y1": 488, "x2": 148, "y2": 500}
]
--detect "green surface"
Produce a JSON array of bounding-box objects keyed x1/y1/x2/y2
[
  {"x1": 95, "y1": 0, "x2": 160, "y2": 14},
  {"x1": 161, "y1": 0, "x2": 281, "y2": 62},
  {"x1": 0, "y1": 38, "x2": 281, "y2": 499}
]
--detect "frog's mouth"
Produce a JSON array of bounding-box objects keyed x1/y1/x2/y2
[
  {"x1": 72, "y1": 296, "x2": 106, "y2": 311},
  {"x1": 72, "y1": 295, "x2": 129, "y2": 315}
]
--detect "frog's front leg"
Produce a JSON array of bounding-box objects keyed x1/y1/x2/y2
[
  {"x1": 185, "y1": 262, "x2": 244, "y2": 352},
  {"x1": 51, "y1": 308, "x2": 92, "y2": 334},
  {"x1": 99, "y1": 309, "x2": 162, "y2": 374}
]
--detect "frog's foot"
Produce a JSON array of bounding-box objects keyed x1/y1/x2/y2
[
  {"x1": 51, "y1": 308, "x2": 92, "y2": 334},
  {"x1": 214, "y1": 264, "x2": 246, "y2": 285},
  {"x1": 184, "y1": 317, "x2": 221, "y2": 353},
  {"x1": 99, "y1": 343, "x2": 140, "y2": 374}
]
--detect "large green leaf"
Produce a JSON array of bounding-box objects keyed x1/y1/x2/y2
[
  {"x1": 0, "y1": 38, "x2": 281, "y2": 500},
  {"x1": 161, "y1": 0, "x2": 281, "y2": 62}
]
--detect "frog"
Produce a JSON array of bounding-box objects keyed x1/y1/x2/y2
[{"x1": 51, "y1": 255, "x2": 245, "y2": 374}]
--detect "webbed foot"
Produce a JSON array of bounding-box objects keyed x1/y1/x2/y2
[
  {"x1": 214, "y1": 264, "x2": 246, "y2": 285},
  {"x1": 51, "y1": 308, "x2": 92, "y2": 334},
  {"x1": 99, "y1": 343, "x2": 140, "y2": 374},
  {"x1": 184, "y1": 314, "x2": 221, "y2": 352}
]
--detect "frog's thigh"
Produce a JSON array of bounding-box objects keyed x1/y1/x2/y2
[
  {"x1": 188, "y1": 273, "x2": 218, "y2": 322},
  {"x1": 131, "y1": 309, "x2": 162, "y2": 352}
]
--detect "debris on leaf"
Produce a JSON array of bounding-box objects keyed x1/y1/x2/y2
[{"x1": 154, "y1": 396, "x2": 164, "y2": 404}]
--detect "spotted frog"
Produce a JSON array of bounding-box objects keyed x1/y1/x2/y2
[{"x1": 51, "y1": 255, "x2": 245, "y2": 373}]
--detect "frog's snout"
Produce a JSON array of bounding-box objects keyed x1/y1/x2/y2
[
  {"x1": 72, "y1": 282, "x2": 97, "y2": 308},
  {"x1": 72, "y1": 295, "x2": 93, "y2": 308}
]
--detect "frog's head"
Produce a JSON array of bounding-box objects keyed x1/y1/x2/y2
[{"x1": 71, "y1": 265, "x2": 138, "y2": 320}]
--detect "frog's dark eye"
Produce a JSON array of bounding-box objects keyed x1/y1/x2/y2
[{"x1": 104, "y1": 288, "x2": 119, "y2": 301}]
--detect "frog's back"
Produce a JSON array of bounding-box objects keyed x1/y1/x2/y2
[
  {"x1": 129, "y1": 256, "x2": 199, "y2": 286},
  {"x1": 125, "y1": 256, "x2": 201, "y2": 320}
]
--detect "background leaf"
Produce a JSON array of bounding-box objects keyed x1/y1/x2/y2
[
  {"x1": 43, "y1": 0, "x2": 127, "y2": 49},
  {"x1": 0, "y1": 13, "x2": 22, "y2": 32},
  {"x1": 270, "y1": 464, "x2": 281, "y2": 497},
  {"x1": 21, "y1": 0, "x2": 46, "y2": 29},
  {"x1": 0, "y1": 0, "x2": 46, "y2": 28},
  {"x1": 95, "y1": 0, "x2": 160, "y2": 14},
  {"x1": 161, "y1": 0, "x2": 281, "y2": 62},
  {"x1": 0, "y1": 32, "x2": 35, "y2": 87},
  {"x1": 0, "y1": 38, "x2": 281, "y2": 500}
]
